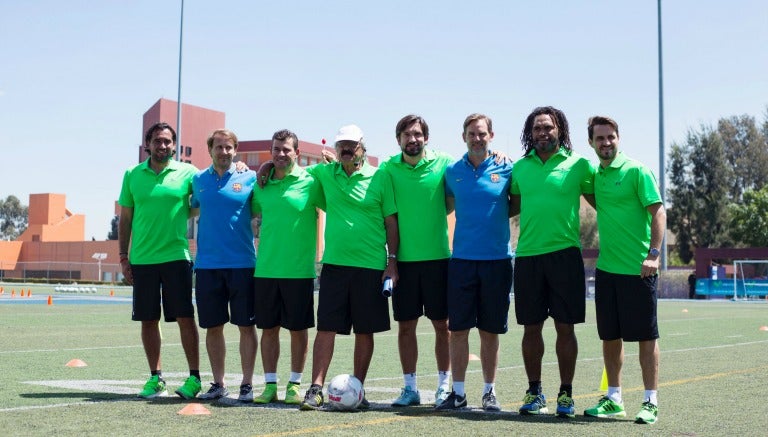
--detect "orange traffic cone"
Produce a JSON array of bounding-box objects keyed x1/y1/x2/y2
[
  {"x1": 11, "y1": 289, "x2": 16, "y2": 298},
  {"x1": 178, "y1": 403, "x2": 211, "y2": 415},
  {"x1": 65, "y1": 359, "x2": 87, "y2": 367},
  {"x1": 27, "y1": 289, "x2": 32, "y2": 297},
  {"x1": 47, "y1": 295, "x2": 53, "y2": 306},
  {"x1": 110, "y1": 289, "x2": 114, "y2": 297}
]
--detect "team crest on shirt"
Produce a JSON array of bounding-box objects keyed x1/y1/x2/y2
[
  {"x1": 232, "y1": 183, "x2": 243, "y2": 192},
  {"x1": 490, "y1": 173, "x2": 500, "y2": 183}
]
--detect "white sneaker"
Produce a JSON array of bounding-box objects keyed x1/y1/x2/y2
[
  {"x1": 434, "y1": 387, "x2": 450, "y2": 407},
  {"x1": 238, "y1": 384, "x2": 254, "y2": 402}
]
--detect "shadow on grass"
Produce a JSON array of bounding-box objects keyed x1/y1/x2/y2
[
  {"x1": 20, "y1": 392, "x2": 137, "y2": 402},
  {"x1": 388, "y1": 405, "x2": 599, "y2": 425}
]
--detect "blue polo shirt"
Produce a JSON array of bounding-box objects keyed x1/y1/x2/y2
[
  {"x1": 445, "y1": 153, "x2": 513, "y2": 260},
  {"x1": 191, "y1": 164, "x2": 257, "y2": 269}
]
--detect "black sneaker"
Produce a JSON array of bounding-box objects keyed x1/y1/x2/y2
[
  {"x1": 299, "y1": 384, "x2": 324, "y2": 411},
  {"x1": 198, "y1": 382, "x2": 228, "y2": 400},
  {"x1": 434, "y1": 391, "x2": 467, "y2": 410},
  {"x1": 482, "y1": 391, "x2": 501, "y2": 412}
]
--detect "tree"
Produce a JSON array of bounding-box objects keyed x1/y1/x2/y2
[
  {"x1": 729, "y1": 186, "x2": 768, "y2": 247},
  {"x1": 107, "y1": 215, "x2": 119, "y2": 240},
  {"x1": 0, "y1": 195, "x2": 29, "y2": 241},
  {"x1": 666, "y1": 125, "x2": 733, "y2": 263},
  {"x1": 718, "y1": 114, "x2": 768, "y2": 200}
]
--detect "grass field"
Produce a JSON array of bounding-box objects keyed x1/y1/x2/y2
[{"x1": 1, "y1": 283, "x2": 767, "y2": 436}]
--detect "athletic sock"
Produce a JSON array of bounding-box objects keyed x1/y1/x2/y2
[
  {"x1": 559, "y1": 384, "x2": 572, "y2": 397},
  {"x1": 483, "y1": 382, "x2": 495, "y2": 395},
  {"x1": 190, "y1": 370, "x2": 200, "y2": 379},
  {"x1": 403, "y1": 373, "x2": 417, "y2": 391},
  {"x1": 528, "y1": 380, "x2": 542, "y2": 395},
  {"x1": 289, "y1": 372, "x2": 302, "y2": 384},
  {"x1": 437, "y1": 370, "x2": 451, "y2": 390},
  {"x1": 265, "y1": 373, "x2": 278, "y2": 384},
  {"x1": 645, "y1": 389, "x2": 658, "y2": 405},
  {"x1": 151, "y1": 370, "x2": 162, "y2": 378},
  {"x1": 453, "y1": 381, "x2": 465, "y2": 397},
  {"x1": 607, "y1": 386, "x2": 622, "y2": 403}
]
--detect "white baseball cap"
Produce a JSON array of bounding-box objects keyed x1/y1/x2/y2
[{"x1": 334, "y1": 124, "x2": 364, "y2": 143}]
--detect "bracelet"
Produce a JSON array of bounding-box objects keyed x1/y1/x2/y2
[{"x1": 387, "y1": 254, "x2": 397, "y2": 260}]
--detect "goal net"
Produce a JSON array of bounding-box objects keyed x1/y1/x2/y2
[{"x1": 732, "y1": 260, "x2": 768, "y2": 300}]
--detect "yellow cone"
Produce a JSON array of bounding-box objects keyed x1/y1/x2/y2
[{"x1": 600, "y1": 367, "x2": 608, "y2": 391}]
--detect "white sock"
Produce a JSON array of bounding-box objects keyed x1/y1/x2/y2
[
  {"x1": 453, "y1": 381, "x2": 465, "y2": 397},
  {"x1": 645, "y1": 390, "x2": 658, "y2": 405},
  {"x1": 265, "y1": 373, "x2": 278, "y2": 384},
  {"x1": 289, "y1": 372, "x2": 302, "y2": 384},
  {"x1": 404, "y1": 373, "x2": 417, "y2": 391},
  {"x1": 438, "y1": 370, "x2": 451, "y2": 390},
  {"x1": 607, "y1": 386, "x2": 622, "y2": 403},
  {"x1": 483, "y1": 382, "x2": 495, "y2": 395}
]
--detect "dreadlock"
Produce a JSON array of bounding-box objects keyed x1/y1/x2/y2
[{"x1": 520, "y1": 106, "x2": 572, "y2": 156}]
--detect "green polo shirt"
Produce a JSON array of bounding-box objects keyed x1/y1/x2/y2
[
  {"x1": 251, "y1": 165, "x2": 324, "y2": 278},
  {"x1": 594, "y1": 152, "x2": 662, "y2": 275},
  {"x1": 511, "y1": 148, "x2": 595, "y2": 257},
  {"x1": 118, "y1": 159, "x2": 197, "y2": 264},
  {"x1": 380, "y1": 149, "x2": 452, "y2": 261},
  {"x1": 308, "y1": 161, "x2": 397, "y2": 270}
]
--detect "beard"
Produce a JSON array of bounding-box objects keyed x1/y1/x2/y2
[
  {"x1": 535, "y1": 138, "x2": 558, "y2": 154},
  {"x1": 403, "y1": 144, "x2": 423, "y2": 157}
]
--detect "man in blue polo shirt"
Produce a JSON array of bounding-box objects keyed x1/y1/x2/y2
[
  {"x1": 191, "y1": 129, "x2": 258, "y2": 402},
  {"x1": 436, "y1": 113, "x2": 513, "y2": 412}
]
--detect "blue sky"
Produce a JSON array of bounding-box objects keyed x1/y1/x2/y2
[{"x1": 1, "y1": 0, "x2": 766, "y2": 240}]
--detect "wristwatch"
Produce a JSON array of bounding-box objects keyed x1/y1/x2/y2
[{"x1": 648, "y1": 247, "x2": 660, "y2": 257}]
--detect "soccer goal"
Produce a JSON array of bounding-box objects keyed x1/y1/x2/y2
[{"x1": 732, "y1": 260, "x2": 768, "y2": 300}]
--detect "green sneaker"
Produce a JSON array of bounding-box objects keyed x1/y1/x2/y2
[
  {"x1": 634, "y1": 401, "x2": 658, "y2": 424},
  {"x1": 254, "y1": 383, "x2": 278, "y2": 404},
  {"x1": 284, "y1": 382, "x2": 302, "y2": 405},
  {"x1": 584, "y1": 396, "x2": 626, "y2": 418},
  {"x1": 175, "y1": 375, "x2": 202, "y2": 400},
  {"x1": 138, "y1": 375, "x2": 167, "y2": 399}
]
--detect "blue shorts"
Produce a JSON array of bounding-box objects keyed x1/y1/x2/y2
[
  {"x1": 594, "y1": 269, "x2": 659, "y2": 342},
  {"x1": 195, "y1": 268, "x2": 255, "y2": 328},
  {"x1": 446, "y1": 258, "x2": 512, "y2": 334},
  {"x1": 131, "y1": 260, "x2": 194, "y2": 322}
]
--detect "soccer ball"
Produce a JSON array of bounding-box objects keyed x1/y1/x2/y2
[{"x1": 326, "y1": 374, "x2": 363, "y2": 411}]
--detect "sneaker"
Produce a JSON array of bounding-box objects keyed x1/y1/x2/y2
[
  {"x1": 392, "y1": 386, "x2": 421, "y2": 407},
  {"x1": 434, "y1": 391, "x2": 467, "y2": 410},
  {"x1": 519, "y1": 391, "x2": 548, "y2": 415},
  {"x1": 482, "y1": 391, "x2": 501, "y2": 412},
  {"x1": 434, "y1": 387, "x2": 450, "y2": 407},
  {"x1": 584, "y1": 396, "x2": 626, "y2": 418},
  {"x1": 238, "y1": 384, "x2": 253, "y2": 402},
  {"x1": 284, "y1": 382, "x2": 302, "y2": 405},
  {"x1": 175, "y1": 375, "x2": 202, "y2": 400},
  {"x1": 634, "y1": 401, "x2": 658, "y2": 424},
  {"x1": 138, "y1": 375, "x2": 167, "y2": 399},
  {"x1": 198, "y1": 382, "x2": 229, "y2": 400},
  {"x1": 299, "y1": 384, "x2": 323, "y2": 411},
  {"x1": 254, "y1": 383, "x2": 278, "y2": 404},
  {"x1": 556, "y1": 391, "x2": 575, "y2": 418}
]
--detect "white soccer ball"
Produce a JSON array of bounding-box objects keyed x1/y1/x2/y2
[{"x1": 326, "y1": 374, "x2": 363, "y2": 411}]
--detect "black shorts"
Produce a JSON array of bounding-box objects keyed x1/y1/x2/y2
[
  {"x1": 131, "y1": 260, "x2": 194, "y2": 322},
  {"x1": 195, "y1": 268, "x2": 255, "y2": 328},
  {"x1": 594, "y1": 269, "x2": 659, "y2": 342},
  {"x1": 254, "y1": 277, "x2": 315, "y2": 331},
  {"x1": 514, "y1": 247, "x2": 586, "y2": 325},
  {"x1": 392, "y1": 259, "x2": 448, "y2": 322},
  {"x1": 316, "y1": 264, "x2": 390, "y2": 335},
  {"x1": 446, "y1": 258, "x2": 512, "y2": 334}
]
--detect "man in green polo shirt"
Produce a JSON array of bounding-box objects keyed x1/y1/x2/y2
[
  {"x1": 582, "y1": 116, "x2": 665, "y2": 425},
  {"x1": 299, "y1": 124, "x2": 399, "y2": 411},
  {"x1": 251, "y1": 129, "x2": 324, "y2": 405},
  {"x1": 511, "y1": 106, "x2": 595, "y2": 418},
  {"x1": 118, "y1": 122, "x2": 202, "y2": 400},
  {"x1": 379, "y1": 115, "x2": 453, "y2": 407}
]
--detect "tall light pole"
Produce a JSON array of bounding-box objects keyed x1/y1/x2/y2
[
  {"x1": 176, "y1": 0, "x2": 185, "y2": 160},
  {"x1": 658, "y1": 0, "x2": 667, "y2": 271}
]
